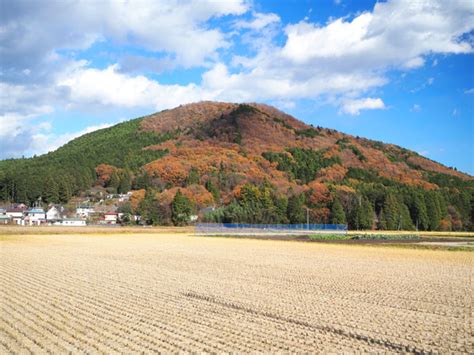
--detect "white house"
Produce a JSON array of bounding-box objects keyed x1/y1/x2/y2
[
  {"x1": 6, "y1": 208, "x2": 24, "y2": 225},
  {"x1": 76, "y1": 205, "x2": 94, "y2": 218},
  {"x1": 24, "y1": 208, "x2": 47, "y2": 226},
  {"x1": 0, "y1": 215, "x2": 10, "y2": 224},
  {"x1": 46, "y1": 206, "x2": 62, "y2": 221}
]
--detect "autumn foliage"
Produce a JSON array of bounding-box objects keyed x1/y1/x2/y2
[
  {"x1": 130, "y1": 189, "x2": 146, "y2": 211},
  {"x1": 95, "y1": 164, "x2": 119, "y2": 186}
]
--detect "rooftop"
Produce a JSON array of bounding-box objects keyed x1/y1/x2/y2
[
  {"x1": 6, "y1": 208, "x2": 24, "y2": 213},
  {"x1": 27, "y1": 208, "x2": 45, "y2": 213}
]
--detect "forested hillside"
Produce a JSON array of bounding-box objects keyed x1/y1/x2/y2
[
  {"x1": 0, "y1": 118, "x2": 171, "y2": 203},
  {"x1": 1, "y1": 101, "x2": 472, "y2": 230}
]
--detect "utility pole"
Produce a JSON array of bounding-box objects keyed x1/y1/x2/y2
[{"x1": 306, "y1": 207, "x2": 309, "y2": 230}]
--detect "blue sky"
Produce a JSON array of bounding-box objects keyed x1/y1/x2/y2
[{"x1": 1, "y1": 0, "x2": 473, "y2": 174}]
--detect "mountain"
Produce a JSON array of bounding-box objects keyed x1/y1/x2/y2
[{"x1": 0, "y1": 101, "x2": 472, "y2": 230}]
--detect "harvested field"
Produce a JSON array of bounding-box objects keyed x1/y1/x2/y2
[{"x1": 0, "y1": 233, "x2": 472, "y2": 353}]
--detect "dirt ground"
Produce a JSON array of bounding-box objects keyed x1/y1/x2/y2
[{"x1": 0, "y1": 233, "x2": 472, "y2": 353}]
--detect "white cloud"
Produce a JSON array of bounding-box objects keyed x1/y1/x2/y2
[
  {"x1": 3, "y1": 0, "x2": 473, "y2": 112},
  {"x1": 403, "y1": 57, "x2": 425, "y2": 69},
  {"x1": 204, "y1": 0, "x2": 473, "y2": 109},
  {"x1": 340, "y1": 98, "x2": 386, "y2": 115},
  {"x1": 57, "y1": 64, "x2": 215, "y2": 111},
  {"x1": 0, "y1": 116, "x2": 115, "y2": 159},
  {"x1": 234, "y1": 12, "x2": 280, "y2": 30},
  {"x1": 1, "y1": 0, "x2": 249, "y2": 84},
  {"x1": 281, "y1": 0, "x2": 473, "y2": 69},
  {"x1": 411, "y1": 104, "x2": 422, "y2": 112},
  {"x1": 464, "y1": 88, "x2": 474, "y2": 94},
  {"x1": 1, "y1": 0, "x2": 474, "y2": 158}
]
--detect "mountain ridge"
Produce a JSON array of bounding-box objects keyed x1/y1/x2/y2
[
  {"x1": 140, "y1": 101, "x2": 470, "y2": 181},
  {"x1": 0, "y1": 101, "x2": 472, "y2": 230}
]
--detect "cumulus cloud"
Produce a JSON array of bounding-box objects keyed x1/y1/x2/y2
[
  {"x1": 1, "y1": 0, "x2": 248, "y2": 85},
  {"x1": 204, "y1": 0, "x2": 473, "y2": 106},
  {"x1": 57, "y1": 64, "x2": 215, "y2": 111},
  {"x1": 281, "y1": 0, "x2": 472, "y2": 71},
  {"x1": 340, "y1": 98, "x2": 386, "y2": 115},
  {"x1": 1, "y1": 0, "x2": 474, "y2": 158},
  {"x1": 3, "y1": 0, "x2": 473, "y2": 111}
]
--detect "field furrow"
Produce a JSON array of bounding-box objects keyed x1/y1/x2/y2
[{"x1": 0, "y1": 233, "x2": 472, "y2": 353}]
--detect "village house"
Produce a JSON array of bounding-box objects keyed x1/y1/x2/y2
[
  {"x1": 6, "y1": 207, "x2": 24, "y2": 225},
  {"x1": 24, "y1": 208, "x2": 47, "y2": 226},
  {"x1": 46, "y1": 205, "x2": 63, "y2": 222},
  {"x1": 103, "y1": 212, "x2": 118, "y2": 224},
  {"x1": 0, "y1": 209, "x2": 10, "y2": 224},
  {"x1": 76, "y1": 205, "x2": 95, "y2": 218}
]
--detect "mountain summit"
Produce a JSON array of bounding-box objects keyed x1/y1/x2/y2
[
  {"x1": 139, "y1": 101, "x2": 469, "y2": 188},
  {"x1": 0, "y1": 101, "x2": 472, "y2": 230}
]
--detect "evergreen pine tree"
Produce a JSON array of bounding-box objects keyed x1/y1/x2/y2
[
  {"x1": 273, "y1": 195, "x2": 289, "y2": 224},
  {"x1": 171, "y1": 189, "x2": 192, "y2": 226},
  {"x1": 412, "y1": 193, "x2": 429, "y2": 230},
  {"x1": 222, "y1": 202, "x2": 246, "y2": 223},
  {"x1": 351, "y1": 196, "x2": 374, "y2": 230},
  {"x1": 330, "y1": 197, "x2": 346, "y2": 225},
  {"x1": 379, "y1": 193, "x2": 400, "y2": 230},
  {"x1": 186, "y1": 168, "x2": 200, "y2": 186},
  {"x1": 109, "y1": 171, "x2": 121, "y2": 192},
  {"x1": 399, "y1": 202, "x2": 415, "y2": 230},
  {"x1": 58, "y1": 178, "x2": 72, "y2": 203},
  {"x1": 118, "y1": 171, "x2": 131, "y2": 194},
  {"x1": 205, "y1": 180, "x2": 220, "y2": 203},
  {"x1": 287, "y1": 194, "x2": 305, "y2": 224},
  {"x1": 138, "y1": 190, "x2": 162, "y2": 225},
  {"x1": 43, "y1": 176, "x2": 59, "y2": 203},
  {"x1": 425, "y1": 192, "x2": 441, "y2": 231}
]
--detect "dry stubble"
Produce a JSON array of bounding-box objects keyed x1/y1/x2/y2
[{"x1": 0, "y1": 233, "x2": 472, "y2": 353}]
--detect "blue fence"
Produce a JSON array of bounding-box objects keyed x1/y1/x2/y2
[{"x1": 195, "y1": 223, "x2": 347, "y2": 235}]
